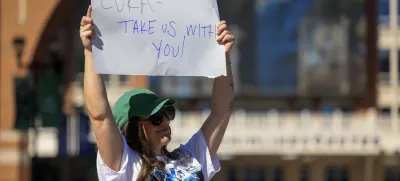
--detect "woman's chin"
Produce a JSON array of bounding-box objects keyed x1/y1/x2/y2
[{"x1": 160, "y1": 136, "x2": 171, "y2": 146}]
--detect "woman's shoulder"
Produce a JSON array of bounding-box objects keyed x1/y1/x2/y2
[
  {"x1": 97, "y1": 134, "x2": 142, "y2": 164},
  {"x1": 96, "y1": 135, "x2": 143, "y2": 180}
]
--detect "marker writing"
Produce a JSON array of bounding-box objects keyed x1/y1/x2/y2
[
  {"x1": 152, "y1": 35, "x2": 186, "y2": 60},
  {"x1": 117, "y1": 19, "x2": 157, "y2": 34}
]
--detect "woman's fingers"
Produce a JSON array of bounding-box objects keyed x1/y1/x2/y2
[
  {"x1": 217, "y1": 30, "x2": 229, "y2": 42},
  {"x1": 217, "y1": 20, "x2": 227, "y2": 29},
  {"x1": 79, "y1": 6, "x2": 95, "y2": 41},
  {"x1": 217, "y1": 23, "x2": 228, "y2": 35},
  {"x1": 80, "y1": 30, "x2": 93, "y2": 40},
  {"x1": 87, "y1": 5, "x2": 92, "y2": 18},
  {"x1": 80, "y1": 16, "x2": 93, "y2": 28},
  {"x1": 79, "y1": 6, "x2": 94, "y2": 51},
  {"x1": 222, "y1": 33, "x2": 235, "y2": 43},
  {"x1": 80, "y1": 23, "x2": 92, "y2": 32}
]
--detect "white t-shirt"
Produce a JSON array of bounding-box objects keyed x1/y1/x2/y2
[{"x1": 96, "y1": 130, "x2": 221, "y2": 181}]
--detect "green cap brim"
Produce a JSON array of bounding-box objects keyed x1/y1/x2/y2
[{"x1": 147, "y1": 98, "x2": 175, "y2": 116}]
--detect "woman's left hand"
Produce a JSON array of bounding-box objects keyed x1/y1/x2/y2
[{"x1": 216, "y1": 20, "x2": 235, "y2": 54}]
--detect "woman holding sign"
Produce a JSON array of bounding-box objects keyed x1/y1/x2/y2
[{"x1": 80, "y1": 5, "x2": 235, "y2": 181}]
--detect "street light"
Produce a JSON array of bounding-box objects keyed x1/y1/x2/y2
[{"x1": 13, "y1": 36, "x2": 25, "y2": 68}]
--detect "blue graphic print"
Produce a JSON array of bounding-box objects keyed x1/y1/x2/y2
[{"x1": 151, "y1": 166, "x2": 204, "y2": 181}]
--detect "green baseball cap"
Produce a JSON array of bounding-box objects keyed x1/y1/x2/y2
[{"x1": 112, "y1": 88, "x2": 175, "y2": 130}]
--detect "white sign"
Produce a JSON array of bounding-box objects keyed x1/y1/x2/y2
[{"x1": 91, "y1": 0, "x2": 226, "y2": 77}]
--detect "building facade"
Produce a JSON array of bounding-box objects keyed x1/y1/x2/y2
[{"x1": 1, "y1": 0, "x2": 400, "y2": 181}]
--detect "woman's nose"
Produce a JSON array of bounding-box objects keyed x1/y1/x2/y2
[{"x1": 159, "y1": 117, "x2": 169, "y2": 127}]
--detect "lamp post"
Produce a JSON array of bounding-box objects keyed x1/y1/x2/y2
[
  {"x1": 13, "y1": 36, "x2": 25, "y2": 68},
  {"x1": 12, "y1": 36, "x2": 30, "y2": 181}
]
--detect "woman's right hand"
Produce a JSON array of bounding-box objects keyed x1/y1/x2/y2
[{"x1": 80, "y1": 5, "x2": 95, "y2": 52}]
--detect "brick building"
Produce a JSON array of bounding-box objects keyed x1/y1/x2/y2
[{"x1": 0, "y1": 0, "x2": 147, "y2": 180}]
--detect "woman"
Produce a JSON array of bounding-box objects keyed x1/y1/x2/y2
[{"x1": 80, "y1": 5, "x2": 235, "y2": 181}]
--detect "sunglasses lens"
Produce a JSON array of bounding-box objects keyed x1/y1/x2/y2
[
  {"x1": 151, "y1": 113, "x2": 162, "y2": 126},
  {"x1": 150, "y1": 106, "x2": 176, "y2": 126},
  {"x1": 163, "y1": 106, "x2": 175, "y2": 120},
  {"x1": 151, "y1": 112, "x2": 163, "y2": 126}
]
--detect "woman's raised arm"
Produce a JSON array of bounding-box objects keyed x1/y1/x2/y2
[
  {"x1": 200, "y1": 20, "x2": 235, "y2": 158},
  {"x1": 80, "y1": 5, "x2": 124, "y2": 171}
]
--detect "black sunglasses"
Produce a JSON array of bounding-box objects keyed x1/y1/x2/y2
[{"x1": 148, "y1": 105, "x2": 176, "y2": 126}]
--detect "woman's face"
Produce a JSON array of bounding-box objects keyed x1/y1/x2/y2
[{"x1": 138, "y1": 114, "x2": 172, "y2": 150}]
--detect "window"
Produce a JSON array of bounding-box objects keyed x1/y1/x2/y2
[
  {"x1": 325, "y1": 166, "x2": 349, "y2": 181},
  {"x1": 245, "y1": 167, "x2": 265, "y2": 181},
  {"x1": 379, "y1": 50, "x2": 400, "y2": 73},
  {"x1": 272, "y1": 167, "x2": 284, "y2": 181},
  {"x1": 265, "y1": 167, "x2": 284, "y2": 181},
  {"x1": 301, "y1": 167, "x2": 310, "y2": 181},
  {"x1": 228, "y1": 167, "x2": 238, "y2": 181},
  {"x1": 385, "y1": 166, "x2": 400, "y2": 181}
]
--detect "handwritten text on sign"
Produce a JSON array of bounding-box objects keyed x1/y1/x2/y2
[{"x1": 91, "y1": 0, "x2": 226, "y2": 77}]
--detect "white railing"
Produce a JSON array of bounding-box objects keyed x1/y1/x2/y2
[
  {"x1": 2, "y1": 109, "x2": 399, "y2": 162},
  {"x1": 167, "y1": 109, "x2": 400, "y2": 156}
]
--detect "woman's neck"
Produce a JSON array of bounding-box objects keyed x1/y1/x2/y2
[{"x1": 153, "y1": 147, "x2": 164, "y2": 156}]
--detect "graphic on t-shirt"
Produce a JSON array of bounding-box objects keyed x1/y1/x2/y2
[
  {"x1": 96, "y1": 131, "x2": 220, "y2": 181},
  {"x1": 151, "y1": 166, "x2": 204, "y2": 181}
]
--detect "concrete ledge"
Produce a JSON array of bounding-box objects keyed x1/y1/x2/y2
[{"x1": 0, "y1": 149, "x2": 30, "y2": 166}]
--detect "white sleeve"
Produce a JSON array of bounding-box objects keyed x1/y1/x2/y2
[
  {"x1": 96, "y1": 134, "x2": 142, "y2": 181},
  {"x1": 183, "y1": 130, "x2": 221, "y2": 181}
]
